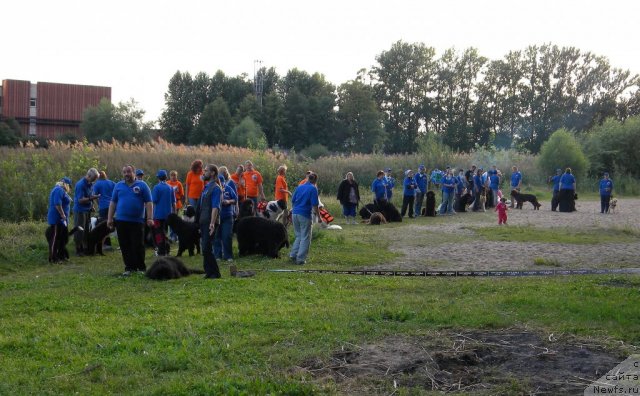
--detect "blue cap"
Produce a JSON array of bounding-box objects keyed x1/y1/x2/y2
[
  {"x1": 556, "y1": 168, "x2": 562, "y2": 172},
  {"x1": 61, "y1": 177, "x2": 72, "y2": 186},
  {"x1": 135, "y1": 169, "x2": 144, "y2": 176},
  {"x1": 604, "y1": 172, "x2": 609, "y2": 176},
  {"x1": 419, "y1": 164, "x2": 425, "y2": 169},
  {"x1": 385, "y1": 167, "x2": 392, "y2": 172},
  {"x1": 156, "y1": 169, "x2": 167, "y2": 178}
]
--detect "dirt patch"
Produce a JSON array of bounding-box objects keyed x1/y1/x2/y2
[
  {"x1": 299, "y1": 329, "x2": 626, "y2": 395},
  {"x1": 374, "y1": 198, "x2": 640, "y2": 271}
]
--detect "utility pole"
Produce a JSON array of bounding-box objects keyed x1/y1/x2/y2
[{"x1": 254, "y1": 60, "x2": 264, "y2": 109}]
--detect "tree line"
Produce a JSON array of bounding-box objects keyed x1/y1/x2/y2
[{"x1": 157, "y1": 41, "x2": 639, "y2": 154}]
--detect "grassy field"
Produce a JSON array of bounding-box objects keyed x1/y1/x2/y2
[{"x1": 1, "y1": 197, "x2": 639, "y2": 394}]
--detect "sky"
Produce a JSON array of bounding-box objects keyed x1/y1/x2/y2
[{"x1": 4, "y1": 0, "x2": 639, "y2": 123}]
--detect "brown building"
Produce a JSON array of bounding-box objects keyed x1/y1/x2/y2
[{"x1": 0, "y1": 79, "x2": 111, "y2": 139}]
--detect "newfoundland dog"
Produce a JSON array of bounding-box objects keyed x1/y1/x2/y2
[
  {"x1": 236, "y1": 216, "x2": 289, "y2": 258},
  {"x1": 146, "y1": 256, "x2": 204, "y2": 280},
  {"x1": 166, "y1": 213, "x2": 201, "y2": 256},
  {"x1": 358, "y1": 201, "x2": 402, "y2": 222}
]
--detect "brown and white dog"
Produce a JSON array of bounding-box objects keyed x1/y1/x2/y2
[
  {"x1": 364, "y1": 212, "x2": 388, "y2": 225},
  {"x1": 609, "y1": 197, "x2": 618, "y2": 214}
]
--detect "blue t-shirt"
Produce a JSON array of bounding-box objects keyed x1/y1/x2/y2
[
  {"x1": 292, "y1": 182, "x2": 320, "y2": 219},
  {"x1": 551, "y1": 175, "x2": 561, "y2": 192},
  {"x1": 442, "y1": 175, "x2": 455, "y2": 193},
  {"x1": 403, "y1": 176, "x2": 416, "y2": 196},
  {"x1": 473, "y1": 175, "x2": 483, "y2": 192},
  {"x1": 414, "y1": 172, "x2": 428, "y2": 192},
  {"x1": 383, "y1": 176, "x2": 395, "y2": 199},
  {"x1": 111, "y1": 180, "x2": 153, "y2": 223},
  {"x1": 73, "y1": 178, "x2": 93, "y2": 213},
  {"x1": 203, "y1": 182, "x2": 222, "y2": 211},
  {"x1": 455, "y1": 175, "x2": 466, "y2": 193},
  {"x1": 152, "y1": 181, "x2": 175, "y2": 220},
  {"x1": 371, "y1": 178, "x2": 388, "y2": 201},
  {"x1": 559, "y1": 173, "x2": 576, "y2": 190},
  {"x1": 220, "y1": 180, "x2": 238, "y2": 219},
  {"x1": 599, "y1": 179, "x2": 613, "y2": 196},
  {"x1": 47, "y1": 185, "x2": 71, "y2": 225},
  {"x1": 92, "y1": 179, "x2": 116, "y2": 211},
  {"x1": 510, "y1": 171, "x2": 522, "y2": 187},
  {"x1": 489, "y1": 174, "x2": 500, "y2": 190}
]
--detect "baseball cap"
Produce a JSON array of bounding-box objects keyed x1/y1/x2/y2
[
  {"x1": 405, "y1": 169, "x2": 412, "y2": 177},
  {"x1": 156, "y1": 169, "x2": 167, "y2": 178},
  {"x1": 384, "y1": 167, "x2": 392, "y2": 172},
  {"x1": 604, "y1": 172, "x2": 609, "y2": 176},
  {"x1": 135, "y1": 169, "x2": 144, "y2": 176},
  {"x1": 61, "y1": 177, "x2": 72, "y2": 186}
]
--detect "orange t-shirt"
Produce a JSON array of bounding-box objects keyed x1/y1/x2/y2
[
  {"x1": 275, "y1": 175, "x2": 288, "y2": 202},
  {"x1": 230, "y1": 173, "x2": 246, "y2": 201},
  {"x1": 298, "y1": 178, "x2": 307, "y2": 186},
  {"x1": 166, "y1": 180, "x2": 184, "y2": 209},
  {"x1": 243, "y1": 170, "x2": 263, "y2": 198},
  {"x1": 185, "y1": 170, "x2": 204, "y2": 200}
]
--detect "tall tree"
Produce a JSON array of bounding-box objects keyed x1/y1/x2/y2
[
  {"x1": 160, "y1": 71, "x2": 195, "y2": 143},
  {"x1": 82, "y1": 98, "x2": 152, "y2": 143},
  {"x1": 336, "y1": 80, "x2": 386, "y2": 152},
  {"x1": 190, "y1": 97, "x2": 232, "y2": 145}
]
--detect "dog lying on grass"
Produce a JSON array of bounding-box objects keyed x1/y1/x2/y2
[
  {"x1": 236, "y1": 216, "x2": 289, "y2": 258},
  {"x1": 359, "y1": 201, "x2": 402, "y2": 222},
  {"x1": 46, "y1": 224, "x2": 82, "y2": 263},
  {"x1": 511, "y1": 190, "x2": 542, "y2": 210},
  {"x1": 364, "y1": 212, "x2": 387, "y2": 225},
  {"x1": 146, "y1": 256, "x2": 204, "y2": 280},
  {"x1": 166, "y1": 213, "x2": 200, "y2": 256}
]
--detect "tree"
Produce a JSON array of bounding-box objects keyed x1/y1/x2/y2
[
  {"x1": 0, "y1": 118, "x2": 22, "y2": 146},
  {"x1": 336, "y1": 80, "x2": 386, "y2": 152},
  {"x1": 82, "y1": 98, "x2": 152, "y2": 143},
  {"x1": 160, "y1": 71, "x2": 195, "y2": 144},
  {"x1": 227, "y1": 116, "x2": 267, "y2": 149},
  {"x1": 262, "y1": 91, "x2": 286, "y2": 146},
  {"x1": 537, "y1": 128, "x2": 588, "y2": 178},
  {"x1": 583, "y1": 116, "x2": 640, "y2": 177},
  {"x1": 190, "y1": 97, "x2": 232, "y2": 145}
]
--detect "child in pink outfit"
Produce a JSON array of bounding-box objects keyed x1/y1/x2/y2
[{"x1": 496, "y1": 197, "x2": 508, "y2": 225}]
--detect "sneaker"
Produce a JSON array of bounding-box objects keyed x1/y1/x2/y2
[{"x1": 121, "y1": 271, "x2": 132, "y2": 277}]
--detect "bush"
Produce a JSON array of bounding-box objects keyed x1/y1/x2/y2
[
  {"x1": 301, "y1": 143, "x2": 330, "y2": 159},
  {"x1": 537, "y1": 129, "x2": 588, "y2": 179},
  {"x1": 227, "y1": 117, "x2": 267, "y2": 150},
  {"x1": 583, "y1": 116, "x2": 640, "y2": 178}
]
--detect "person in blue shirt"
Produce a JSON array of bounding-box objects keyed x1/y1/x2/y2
[
  {"x1": 73, "y1": 168, "x2": 99, "y2": 256},
  {"x1": 599, "y1": 172, "x2": 614, "y2": 214},
  {"x1": 214, "y1": 167, "x2": 238, "y2": 261},
  {"x1": 92, "y1": 171, "x2": 116, "y2": 248},
  {"x1": 152, "y1": 169, "x2": 176, "y2": 256},
  {"x1": 472, "y1": 169, "x2": 484, "y2": 211},
  {"x1": 440, "y1": 169, "x2": 456, "y2": 215},
  {"x1": 454, "y1": 169, "x2": 467, "y2": 207},
  {"x1": 401, "y1": 170, "x2": 416, "y2": 218},
  {"x1": 413, "y1": 165, "x2": 428, "y2": 217},
  {"x1": 488, "y1": 169, "x2": 501, "y2": 208},
  {"x1": 107, "y1": 165, "x2": 154, "y2": 276},
  {"x1": 558, "y1": 167, "x2": 576, "y2": 212},
  {"x1": 196, "y1": 164, "x2": 223, "y2": 279},
  {"x1": 548, "y1": 168, "x2": 562, "y2": 211},
  {"x1": 509, "y1": 166, "x2": 522, "y2": 208},
  {"x1": 46, "y1": 177, "x2": 73, "y2": 262},
  {"x1": 371, "y1": 170, "x2": 388, "y2": 204},
  {"x1": 383, "y1": 168, "x2": 395, "y2": 201},
  {"x1": 290, "y1": 173, "x2": 321, "y2": 265}
]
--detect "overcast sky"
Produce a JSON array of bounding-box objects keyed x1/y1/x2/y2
[{"x1": 4, "y1": 0, "x2": 639, "y2": 123}]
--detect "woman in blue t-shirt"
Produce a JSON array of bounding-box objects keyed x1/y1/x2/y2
[{"x1": 558, "y1": 168, "x2": 576, "y2": 212}]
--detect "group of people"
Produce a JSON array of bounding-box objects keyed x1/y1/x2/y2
[{"x1": 48, "y1": 159, "x2": 324, "y2": 277}]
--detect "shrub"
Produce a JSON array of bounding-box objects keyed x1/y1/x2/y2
[
  {"x1": 301, "y1": 143, "x2": 330, "y2": 159},
  {"x1": 537, "y1": 129, "x2": 588, "y2": 179},
  {"x1": 227, "y1": 117, "x2": 267, "y2": 150}
]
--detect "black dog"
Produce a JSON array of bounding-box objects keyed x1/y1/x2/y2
[
  {"x1": 146, "y1": 256, "x2": 204, "y2": 280},
  {"x1": 85, "y1": 220, "x2": 113, "y2": 256},
  {"x1": 358, "y1": 201, "x2": 402, "y2": 222},
  {"x1": 511, "y1": 189, "x2": 542, "y2": 210},
  {"x1": 46, "y1": 225, "x2": 82, "y2": 263},
  {"x1": 166, "y1": 213, "x2": 201, "y2": 256},
  {"x1": 236, "y1": 216, "x2": 289, "y2": 258},
  {"x1": 454, "y1": 191, "x2": 474, "y2": 213},
  {"x1": 238, "y1": 200, "x2": 255, "y2": 218},
  {"x1": 183, "y1": 205, "x2": 196, "y2": 219},
  {"x1": 423, "y1": 191, "x2": 437, "y2": 216}
]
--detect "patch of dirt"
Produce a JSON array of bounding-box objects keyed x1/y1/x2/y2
[
  {"x1": 298, "y1": 329, "x2": 626, "y2": 395},
  {"x1": 375, "y1": 198, "x2": 640, "y2": 271}
]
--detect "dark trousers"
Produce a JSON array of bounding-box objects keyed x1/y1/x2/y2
[
  {"x1": 200, "y1": 224, "x2": 221, "y2": 278},
  {"x1": 601, "y1": 195, "x2": 611, "y2": 213},
  {"x1": 152, "y1": 219, "x2": 170, "y2": 256},
  {"x1": 98, "y1": 208, "x2": 111, "y2": 246},
  {"x1": 551, "y1": 190, "x2": 559, "y2": 211},
  {"x1": 558, "y1": 189, "x2": 575, "y2": 212},
  {"x1": 74, "y1": 211, "x2": 91, "y2": 253},
  {"x1": 214, "y1": 216, "x2": 234, "y2": 260},
  {"x1": 473, "y1": 189, "x2": 482, "y2": 211},
  {"x1": 401, "y1": 195, "x2": 415, "y2": 217},
  {"x1": 115, "y1": 221, "x2": 146, "y2": 272}
]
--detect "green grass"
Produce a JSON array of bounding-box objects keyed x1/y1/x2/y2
[
  {"x1": 2, "y1": 199, "x2": 640, "y2": 394},
  {"x1": 472, "y1": 225, "x2": 640, "y2": 244}
]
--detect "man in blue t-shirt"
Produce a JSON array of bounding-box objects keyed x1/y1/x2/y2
[
  {"x1": 152, "y1": 169, "x2": 176, "y2": 256},
  {"x1": 413, "y1": 165, "x2": 428, "y2": 217},
  {"x1": 548, "y1": 168, "x2": 562, "y2": 211},
  {"x1": 197, "y1": 164, "x2": 223, "y2": 279},
  {"x1": 73, "y1": 168, "x2": 99, "y2": 256},
  {"x1": 107, "y1": 165, "x2": 154, "y2": 276},
  {"x1": 92, "y1": 171, "x2": 116, "y2": 248},
  {"x1": 440, "y1": 169, "x2": 456, "y2": 215},
  {"x1": 510, "y1": 166, "x2": 522, "y2": 208},
  {"x1": 599, "y1": 172, "x2": 614, "y2": 214},
  {"x1": 488, "y1": 168, "x2": 501, "y2": 208},
  {"x1": 214, "y1": 167, "x2": 238, "y2": 261},
  {"x1": 401, "y1": 170, "x2": 416, "y2": 218},
  {"x1": 290, "y1": 173, "x2": 321, "y2": 265}
]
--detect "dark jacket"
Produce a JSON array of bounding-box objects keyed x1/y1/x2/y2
[{"x1": 337, "y1": 179, "x2": 360, "y2": 206}]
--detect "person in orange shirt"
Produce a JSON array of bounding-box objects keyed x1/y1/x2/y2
[
  {"x1": 242, "y1": 160, "x2": 265, "y2": 205},
  {"x1": 230, "y1": 164, "x2": 246, "y2": 202},
  {"x1": 185, "y1": 160, "x2": 204, "y2": 207},
  {"x1": 167, "y1": 170, "x2": 185, "y2": 211},
  {"x1": 275, "y1": 165, "x2": 291, "y2": 202},
  {"x1": 299, "y1": 170, "x2": 312, "y2": 186}
]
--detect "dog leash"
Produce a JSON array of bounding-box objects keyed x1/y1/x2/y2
[{"x1": 265, "y1": 267, "x2": 640, "y2": 278}]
